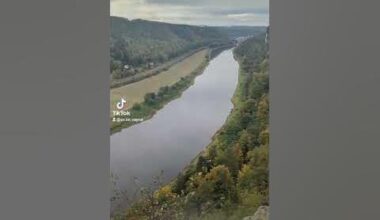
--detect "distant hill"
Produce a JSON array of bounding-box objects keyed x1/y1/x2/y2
[
  {"x1": 110, "y1": 17, "x2": 267, "y2": 74},
  {"x1": 110, "y1": 16, "x2": 229, "y2": 71},
  {"x1": 217, "y1": 26, "x2": 267, "y2": 40}
]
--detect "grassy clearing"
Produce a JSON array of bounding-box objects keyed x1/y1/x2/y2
[{"x1": 110, "y1": 49, "x2": 209, "y2": 114}]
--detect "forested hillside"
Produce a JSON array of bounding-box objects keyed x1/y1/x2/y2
[
  {"x1": 110, "y1": 17, "x2": 267, "y2": 82},
  {"x1": 115, "y1": 33, "x2": 269, "y2": 220},
  {"x1": 110, "y1": 17, "x2": 229, "y2": 74},
  {"x1": 217, "y1": 26, "x2": 267, "y2": 39}
]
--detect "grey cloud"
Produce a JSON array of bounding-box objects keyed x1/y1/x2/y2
[
  {"x1": 208, "y1": 8, "x2": 268, "y2": 16},
  {"x1": 146, "y1": 0, "x2": 267, "y2": 7},
  {"x1": 145, "y1": 0, "x2": 208, "y2": 5},
  {"x1": 111, "y1": 0, "x2": 269, "y2": 26}
]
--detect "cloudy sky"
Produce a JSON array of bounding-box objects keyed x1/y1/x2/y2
[{"x1": 110, "y1": 0, "x2": 269, "y2": 26}]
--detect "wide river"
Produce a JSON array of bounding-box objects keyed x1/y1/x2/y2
[{"x1": 111, "y1": 49, "x2": 238, "y2": 207}]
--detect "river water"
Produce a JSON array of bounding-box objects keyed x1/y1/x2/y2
[{"x1": 110, "y1": 49, "x2": 239, "y2": 207}]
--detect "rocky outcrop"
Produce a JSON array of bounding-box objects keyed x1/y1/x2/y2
[{"x1": 243, "y1": 206, "x2": 269, "y2": 220}]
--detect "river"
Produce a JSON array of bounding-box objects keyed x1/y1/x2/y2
[{"x1": 110, "y1": 49, "x2": 239, "y2": 209}]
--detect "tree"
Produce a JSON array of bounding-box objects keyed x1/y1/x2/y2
[
  {"x1": 215, "y1": 146, "x2": 241, "y2": 180},
  {"x1": 257, "y1": 95, "x2": 269, "y2": 131},
  {"x1": 207, "y1": 144, "x2": 218, "y2": 165},
  {"x1": 187, "y1": 165, "x2": 237, "y2": 216},
  {"x1": 259, "y1": 128, "x2": 269, "y2": 146},
  {"x1": 204, "y1": 165, "x2": 237, "y2": 205},
  {"x1": 144, "y1": 93, "x2": 157, "y2": 105},
  {"x1": 196, "y1": 155, "x2": 211, "y2": 173},
  {"x1": 238, "y1": 130, "x2": 255, "y2": 161},
  {"x1": 172, "y1": 172, "x2": 188, "y2": 195},
  {"x1": 245, "y1": 146, "x2": 269, "y2": 193}
]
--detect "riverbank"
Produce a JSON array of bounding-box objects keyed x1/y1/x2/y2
[
  {"x1": 117, "y1": 34, "x2": 269, "y2": 220},
  {"x1": 110, "y1": 49, "x2": 209, "y2": 114},
  {"x1": 110, "y1": 57, "x2": 210, "y2": 134},
  {"x1": 110, "y1": 45, "x2": 234, "y2": 134}
]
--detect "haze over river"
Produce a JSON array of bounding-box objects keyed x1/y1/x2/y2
[{"x1": 111, "y1": 49, "x2": 239, "y2": 207}]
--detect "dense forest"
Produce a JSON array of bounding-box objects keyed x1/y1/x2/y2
[
  {"x1": 110, "y1": 17, "x2": 266, "y2": 81},
  {"x1": 114, "y1": 33, "x2": 269, "y2": 220},
  {"x1": 110, "y1": 17, "x2": 229, "y2": 76}
]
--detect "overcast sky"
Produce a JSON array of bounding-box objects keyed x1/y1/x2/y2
[{"x1": 110, "y1": 0, "x2": 269, "y2": 26}]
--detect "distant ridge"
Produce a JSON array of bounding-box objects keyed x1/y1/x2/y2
[
  {"x1": 110, "y1": 16, "x2": 228, "y2": 69},
  {"x1": 110, "y1": 16, "x2": 266, "y2": 76}
]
